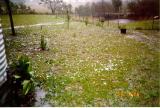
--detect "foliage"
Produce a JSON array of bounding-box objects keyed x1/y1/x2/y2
[
  {"x1": 127, "y1": 0, "x2": 159, "y2": 17},
  {"x1": 40, "y1": 35, "x2": 47, "y2": 50},
  {"x1": 0, "y1": 55, "x2": 35, "y2": 106},
  {"x1": 40, "y1": 0, "x2": 71, "y2": 15},
  {"x1": 0, "y1": 0, "x2": 35, "y2": 14},
  {"x1": 112, "y1": 0, "x2": 122, "y2": 12},
  {"x1": 11, "y1": 55, "x2": 34, "y2": 95},
  {"x1": 22, "y1": 80, "x2": 33, "y2": 95},
  {"x1": 75, "y1": 2, "x2": 113, "y2": 18}
]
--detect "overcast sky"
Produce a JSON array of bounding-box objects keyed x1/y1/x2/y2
[{"x1": 11, "y1": 0, "x2": 127, "y2": 13}]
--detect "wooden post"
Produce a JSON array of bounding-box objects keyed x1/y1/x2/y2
[
  {"x1": 5, "y1": 0, "x2": 16, "y2": 36},
  {"x1": 152, "y1": 17, "x2": 154, "y2": 30}
]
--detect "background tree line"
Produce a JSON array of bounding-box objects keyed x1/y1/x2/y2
[
  {"x1": 127, "y1": 0, "x2": 159, "y2": 18},
  {"x1": 75, "y1": 0, "x2": 159, "y2": 19},
  {"x1": 0, "y1": 0, "x2": 35, "y2": 15},
  {"x1": 0, "y1": 0, "x2": 159, "y2": 19}
]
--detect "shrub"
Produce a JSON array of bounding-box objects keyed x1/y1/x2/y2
[{"x1": 40, "y1": 35, "x2": 47, "y2": 50}]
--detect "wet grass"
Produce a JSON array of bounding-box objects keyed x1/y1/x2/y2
[
  {"x1": 3, "y1": 19, "x2": 160, "y2": 106},
  {"x1": 125, "y1": 20, "x2": 160, "y2": 30},
  {"x1": 0, "y1": 15, "x2": 64, "y2": 28}
]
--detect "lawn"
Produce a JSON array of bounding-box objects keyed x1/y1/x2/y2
[
  {"x1": 1, "y1": 15, "x2": 160, "y2": 106},
  {"x1": 1, "y1": 14, "x2": 64, "y2": 28},
  {"x1": 125, "y1": 20, "x2": 160, "y2": 30}
]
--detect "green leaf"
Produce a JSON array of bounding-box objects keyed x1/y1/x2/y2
[
  {"x1": 22, "y1": 80, "x2": 32, "y2": 95},
  {"x1": 14, "y1": 75, "x2": 21, "y2": 79}
]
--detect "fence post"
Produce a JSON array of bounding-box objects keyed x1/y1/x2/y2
[{"x1": 0, "y1": 23, "x2": 8, "y2": 86}]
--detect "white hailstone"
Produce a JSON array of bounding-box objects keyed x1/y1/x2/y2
[{"x1": 103, "y1": 82, "x2": 107, "y2": 85}]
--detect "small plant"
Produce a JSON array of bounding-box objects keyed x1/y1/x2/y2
[
  {"x1": 0, "y1": 55, "x2": 35, "y2": 106},
  {"x1": 100, "y1": 18, "x2": 105, "y2": 27},
  {"x1": 40, "y1": 35, "x2": 47, "y2": 50},
  {"x1": 96, "y1": 17, "x2": 105, "y2": 27},
  {"x1": 12, "y1": 55, "x2": 34, "y2": 96},
  {"x1": 84, "y1": 17, "x2": 89, "y2": 26},
  {"x1": 96, "y1": 21, "x2": 101, "y2": 27}
]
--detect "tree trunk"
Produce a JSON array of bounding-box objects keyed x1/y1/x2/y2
[{"x1": 5, "y1": 0, "x2": 15, "y2": 36}]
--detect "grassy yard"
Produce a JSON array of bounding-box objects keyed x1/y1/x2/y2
[
  {"x1": 125, "y1": 20, "x2": 160, "y2": 30},
  {"x1": 1, "y1": 15, "x2": 160, "y2": 106},
  {"x1": 1, "y1": 14, "x2": 64, "y2": 28}
]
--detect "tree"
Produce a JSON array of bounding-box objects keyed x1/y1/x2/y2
[
  {"x1": 127, "y1": 0, "x2": 159, "y2": 17},
  {"x1": 5, "y1": 0, "x2": 15, "y2": 35},
  {"x1": 112, "y1": 0, "x2": 122, "y2": 12},
  {"x1": 0, "y1": 0, "x2": 7, "y2": 14},
  {"x1": 40, "y1": 0, "x2": 63, "y2": 15}
]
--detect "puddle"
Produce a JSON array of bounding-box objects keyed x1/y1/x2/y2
[
  {"x1": 111, "y1": 19, "x2": 135, "y2": 24},
  {"x1": 34, "y1": 87, "x2": 52, "y2": 107}
]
